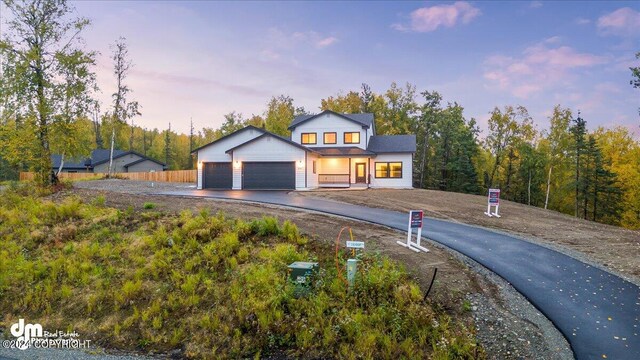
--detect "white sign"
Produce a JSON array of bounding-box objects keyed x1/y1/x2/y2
[
  {"x1": 346, "y1": 241, "x2": 365, "y2": 249},
  {"x1": 397, "y1": 210, "x2": 429, "y2": 253}
]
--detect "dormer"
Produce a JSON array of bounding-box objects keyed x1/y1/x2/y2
[{"x1": 289, "y1": 110, "x2": 375, "y2": 150}]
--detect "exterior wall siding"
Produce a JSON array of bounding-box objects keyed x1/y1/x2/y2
[
  {"x1": 291, "y1": 113, "x2": 370, "y2": 149},
  {"x1": 127, "y1": 160, "x2": 164, "y2": 173},
  {"x1": 229, "y1": 136, "x2": 307, "y2": 190},
  {"x1": 306, "y1": 153, "x2": 319, "y2": 189},
  {"x1": 369, "y1": 153, "x2": 413, "y2": 188}
]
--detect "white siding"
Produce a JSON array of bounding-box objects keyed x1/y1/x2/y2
[
  {"x1": 306, "y1": 153, "x2": 320, "y2": 189},
  {"x1": 291, "y1": 113, "x2": 371, "y2": 150},
  {"x1": 230, "y1": 136, "x2": 307, "y2": 190},
  {"x1": 195, "y1": 128, "x2": 263, "y2": 189},
  {"x1": 369, "y1": 153, "x2": 413, "y2": 188}
]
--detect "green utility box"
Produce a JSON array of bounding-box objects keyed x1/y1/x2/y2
[{"x1": 287, "y1": 261, "x2": 319, "y2": 286}]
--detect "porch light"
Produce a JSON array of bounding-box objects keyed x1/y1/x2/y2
[
  {"x1": 197, "y1": 161, "x2": 202, "y2": 169},
  {"x1": 297, "y1": 160, "x2": 304, "y2": 168},
  {"x1": 234, "y1": 160, "x2": 241, "y2": 169}
]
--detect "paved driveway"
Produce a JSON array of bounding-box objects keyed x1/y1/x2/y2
[{"x1": 160, "y1": 190, "x2": 640, "y2": 360}]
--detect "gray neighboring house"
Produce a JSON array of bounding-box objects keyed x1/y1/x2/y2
[{"x1": 51, "y1": 149, "x2": 166, "y2": 173}]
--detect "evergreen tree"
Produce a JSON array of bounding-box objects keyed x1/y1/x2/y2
[{"x1": 570, "y1": 112, "x2": 587, "y2": 217}]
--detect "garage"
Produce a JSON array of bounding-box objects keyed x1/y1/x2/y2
[
  {"x1": 203, "y1": 162, "x2": 232, "y2": 189},
  {"x1": 242, "y1": 162, "x2": 295, "y2": 190}
]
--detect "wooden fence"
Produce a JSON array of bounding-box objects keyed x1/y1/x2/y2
[{"x1": 19, "y1": 170, "x2": 196, "y2": 183}]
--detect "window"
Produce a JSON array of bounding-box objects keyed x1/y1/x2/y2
[
  {"x1": 344, "y1": 132, "x2": 360, "y2": 144},
  {"x1": 312, "y1": 160, "x2": 316, "y2": 174},
  {"x1": 375, "y1": 162, "x2": 402, "y2": 178},
  {"x1": 301, "y1": 133, "x2": 317, "y2": 144},
  {"x1": 323, "y1": 132, "x2": 337, "y2": 144}
]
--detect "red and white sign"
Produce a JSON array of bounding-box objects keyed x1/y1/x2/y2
[{"x1": 485, "y1": 188, "x2": 501, "y2": 217}]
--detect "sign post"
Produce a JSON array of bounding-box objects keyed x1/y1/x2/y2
[
  {"x1": 397, "y1": 210, "x2": 429, "y2": 253},
  {"x1": 484, "y1": 188, "x2": 501, "y2": 217}
]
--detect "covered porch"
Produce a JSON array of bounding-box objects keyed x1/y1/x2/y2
[{"x1": 316, "y1": 156, "x2": 372, "y2": 188}]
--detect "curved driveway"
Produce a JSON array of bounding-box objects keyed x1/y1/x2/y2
[{"x1": 160, "y1": 189, "x2": 640, "y2": 360}]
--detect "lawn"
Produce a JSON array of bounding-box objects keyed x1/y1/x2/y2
[{"x1": 0, "y1": 184, "x2": 482, "y2": 359}]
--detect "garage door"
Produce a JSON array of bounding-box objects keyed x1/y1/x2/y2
[
  {"x1": 203, "y1": 162, "x2": 232, "y2": 189},
  {"x1": 243, "y1": 162, "x2": 295, "y2": 190}
]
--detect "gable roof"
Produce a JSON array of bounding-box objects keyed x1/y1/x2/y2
[
  {"x1": 91, "y1": 149, "x2": 127, "y2": 164},
  {"x1": 225, "y1": 132, "x2": 318, "y2": 154},
  {"x1": 51, "y1": 154, "x2": 91, "y2": 169},
  {"x1": 191, "y1": 125, "x2": 266, "y2": 154},
  {"x1": 366, "y1": 135, "x2": 416, "y2": 153},
  {"x1": 288, "y1": 110, "x2": 374, "y2": 130}
]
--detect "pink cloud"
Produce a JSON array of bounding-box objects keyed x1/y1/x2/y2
[
  {"x1": 393, "y1": 1, "x2": 481, "y2": 33},
  {"x1": 483, "y1": 40, "x2": 607, "y2": 99},
  {"x1": 597, "y1": 7, "x2": 640, "y2": 37},
  {"x1": 316, "y1": 36, "x2": 338, "y2": 48}
]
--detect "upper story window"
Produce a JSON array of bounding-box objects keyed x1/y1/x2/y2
[
  {"x1": 323, "y1": 132, "x2": 337, "y2": 144},
  {"x1": 301, "y1": 133, "x2": 317, "y2": 145},
  {"x1": 344, "y1": 132, "x2": 360, "y2": 144}
]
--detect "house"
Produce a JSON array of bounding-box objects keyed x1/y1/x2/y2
[
  {"x1": 192, "y1": 110, "x2": 415, "y2": 190},
  {"x1": 51, "y1": 149, "x2": 166, "y2": 173}
]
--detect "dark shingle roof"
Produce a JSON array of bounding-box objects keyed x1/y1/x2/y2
[
  {"x1": 91, "y1": 149, "x2": 127, "y2": 164},
  {"x1": 289, "y1": 110, "x2": 374, "y2": 130},
  {"x1": 367, "y1": 135, "x2": 416, "y2": 153},
  {"x1": 308, "y1": 147, "x2": 376, "y2": 157},
  {"x1": 51, "y1": 154, "x2": 91, "y2": 169}
]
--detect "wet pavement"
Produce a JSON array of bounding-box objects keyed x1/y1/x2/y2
[{"x1": 158, "y1": 189, "x2": 640, "y2": 360}]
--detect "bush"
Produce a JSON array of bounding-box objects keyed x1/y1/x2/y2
[{"x1": 143, "y1": 202, "x2": 156, "y2": 209}]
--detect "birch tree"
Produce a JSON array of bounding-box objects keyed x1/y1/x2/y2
[
  {"x1": 0, "y1": 0, "x2": 95, "y2": 186},
  {"x1": 107, "y1": 37, "x2": 140, "y2": 176}
]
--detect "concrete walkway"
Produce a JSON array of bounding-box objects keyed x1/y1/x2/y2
[{"x1": 159, "y1": 189, "x2": 640, "y2": 360}]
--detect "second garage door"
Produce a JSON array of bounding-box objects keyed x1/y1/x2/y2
[{"x1": 243, "y1": 162, "x2": 295, "y2": 190}]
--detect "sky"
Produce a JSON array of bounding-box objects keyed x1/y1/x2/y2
[{"x1": 3, "y1": 1, "x2": 640, "y2": 137}]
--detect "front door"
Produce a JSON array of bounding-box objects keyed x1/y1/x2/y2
[{"x1": 355, "y1": 163, "x2": 366, "y2": 183}]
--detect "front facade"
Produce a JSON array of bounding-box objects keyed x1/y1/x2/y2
[{"x1": 193, "y1": 110, "x2": 415, "y2": 190}]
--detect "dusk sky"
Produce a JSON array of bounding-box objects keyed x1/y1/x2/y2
[{"x1": 12, "y1": 1, "x2": 640, "y2": 136}]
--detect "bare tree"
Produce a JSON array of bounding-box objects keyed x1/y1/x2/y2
[{"x1": 107, "y1": 37, "x2": 140, "y2": 177}]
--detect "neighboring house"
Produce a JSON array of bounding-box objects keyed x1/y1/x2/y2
[
  {"x1": 51, "y1": 149, "x2": 166, "y2": 173},
  {"x1": 193, "y1": 110, "x2": 415, "y2": 190}
]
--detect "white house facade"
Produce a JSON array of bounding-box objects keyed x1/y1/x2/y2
[{"x1": 193, "y1": 110, "x2": 415, "y2": 190}]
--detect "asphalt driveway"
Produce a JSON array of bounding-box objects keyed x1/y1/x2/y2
[{"x1": 158, "y1": 189, "x2": 640, "y2": 360}]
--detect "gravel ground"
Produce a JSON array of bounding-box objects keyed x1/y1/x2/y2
[{"x1": 65, "y1": 180, "x2": 576, "y2": 359}]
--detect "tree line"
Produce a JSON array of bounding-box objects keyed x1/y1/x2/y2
[{"x1": 1, "y1": 0, "x2": 639, "y2": 230}]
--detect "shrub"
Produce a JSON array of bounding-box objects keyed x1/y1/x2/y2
[{"x1": 143, "y1": 202, "x2": 156, "y2": 209}]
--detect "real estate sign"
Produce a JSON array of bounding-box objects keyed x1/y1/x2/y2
[
  {"x1": 488, "y1": 189, "x2": 500, "y2": 204},
  {"x1": 410, "y1": 210, "x2": 423, "y2": 228},
  {"x1": 485, "y1": 188, "x2": 501, "y2": 218},
  {"x1": 397, "y1": 210, "x2": 429, "y2": 253}
]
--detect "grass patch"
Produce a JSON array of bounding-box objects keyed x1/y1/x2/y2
[
  {"x1": 0, "y1": 190, "x2": 483, "y2": 359},
  {"x1": 143, "y1": 202, "x2": 156, "y2": 209}
]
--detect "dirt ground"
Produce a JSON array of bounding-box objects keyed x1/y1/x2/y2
[
  {"x1": 65, "y1": 183, "x2": 573, "y2": 359},
  {"x1": 298, "y1": 189, "x2": 640, "y2": 283}
]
